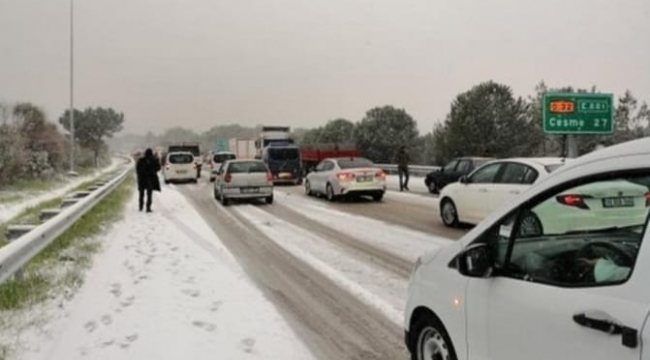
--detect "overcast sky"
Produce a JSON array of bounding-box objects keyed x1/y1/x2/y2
[{"x1": 1, "y1": 0, "x2": 648, "y2": 134}]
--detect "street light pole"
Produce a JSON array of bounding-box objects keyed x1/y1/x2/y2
[{"x1": 68, "y1": 0, "x2": 76, "y2": 175}]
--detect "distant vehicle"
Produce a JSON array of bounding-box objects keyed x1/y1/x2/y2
[
  {"x1": 213, "y1": 159, "x2": 274, "y2": 206},
  {"x1": 424, "y1": 157, "x2": 494, "y2": 194},
  {"x1": 255, "y1": 126, "x2": 302, "y2": 185},
  {"x1": 405, "y1": 138, "x2": 650, "y2": 360},
  {"x1": 167, "y1": 142, "x2": 202, "y2": 178},
  {"x1": 228, "y1": 138, "x2": 256, "y2": 159},
  {"x1": 162, "y1": 152, "x2": 198, "y2": 184},
  {"x1": 209, "y1": 151, "x2": 236, "y2": 182},
  {"x1": 304, "y1": 157, "x2": 386, "y2": 202},
  {"x1": 439, "y1": 157, "x2": 565, "y2": 227}
]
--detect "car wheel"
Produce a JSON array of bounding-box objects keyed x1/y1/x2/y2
[
  {"x1": 518, "y1": 210, "x2": 543, "y2": 237},
  {"x1": 440, "y1": 199, "x2": 458, "y2": 227},
  {"x1": 410, "y1": 314, "x2": 458, "y2": 360},
  {"x1": 305, "y1": 180, "x2": 313, "y2": 196},
  {"x1": 266, "y1": 195, "x2": 274, "y2": 204},
  {"x1": 326, "y1": 183, "x2": 336, "y2": 202},
  {"x1": 372, "y1": 192, "x2": 384, "y2": 202},
  {"x1": 427, "y1": 181, "x2": 438, "y2": 194}
]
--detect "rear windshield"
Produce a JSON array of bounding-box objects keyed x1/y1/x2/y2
[
  {"x1": 268, "y1": 148, "x2": 299, "y2": 160},
  {"x1": 545, "y1": 164, "x2": 564, "y2": 173},
  {"x1": 213, "y1": 153, "x2": 236, "y2": 163},
  {"x1": 227, "y1": 161, "x2": 268, "y2": 173},
  {"x1": 168, "y1": 153, "x2": 194, "y2": 164},
  {"x1": 169, "y1": 145, "x2": 200, "y2": 156},
  {"x1": 337, "y1": 157, "x2": 374, "y2": 169}
]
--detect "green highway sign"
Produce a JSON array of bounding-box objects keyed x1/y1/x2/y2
[
  {"x1": 542, "y1": 93, "x2": 614, "y2": 134},
  {"x1": 214, "y1": 138, "x2": 228, "y2": 151}
]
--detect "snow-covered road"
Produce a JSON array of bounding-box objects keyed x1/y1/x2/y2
[{"x1": 10, "y1": 186, "x2": 316, "y2": 360}]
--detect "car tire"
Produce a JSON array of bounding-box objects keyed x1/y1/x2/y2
[
  {"x1": 518, "y1": 210, "x2": 543, "y2": 237},
  {"x1": 440, "y1": 198, "x2": 459, "y2": 227},
  {"x1": 372, "y1": 192, "x2": 384, "y2": 202},
  {"x1": 305, "y1": 180, "x2": 313, "y2": 196},
  {"x1": 326, "y1": 183, "x2": 336, "y2": 202},
  {"x1": 266, "y1": 195, "x2": 274, "y2": 204},
  {"x1": 410, "y1": 313, "x2": 458, "y2": 360},
  {"x1": 427, "y1": 180, "x2": 438, "y2": 194}
]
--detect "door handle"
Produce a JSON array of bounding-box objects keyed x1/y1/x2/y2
[
  {"x1": 478, "y1": 188, "x2": 488, "y2": 192},
  {"x1": 573, "y1": 313, "x2": 638, "y2": 348},
  {"x1": 509, "y1": 190, "x2": 520, "y2": 194}
]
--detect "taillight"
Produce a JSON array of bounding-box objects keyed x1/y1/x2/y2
[
  {"x1": 645, "y1": 192, "x2": 650, "y2": 206},
  {"x1": 266, "y1": 172, "x2": 273, "y2": 182},
  {"x1": 556, "y1": 194, "x2": 590, "y2": 210},
  {"x1": 225, "y1": 173, "x2": 232, "y2": 183},
  {"x1": 375, "y1": 171, "x2": 386, "y2": 179},
  {"x1": 336, "y1": 172, "x2": 355, "y2": 181}
]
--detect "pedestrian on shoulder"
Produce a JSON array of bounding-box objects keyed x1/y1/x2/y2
[
  {"x1": 136, "y1": 148, "x2": 161, "y2": 212},
  {"x1": 395, "y1": 145, "x2": 410, "y2": 191}
]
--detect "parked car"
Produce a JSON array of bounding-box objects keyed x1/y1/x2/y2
[
  {"x1": 424, "y1": 157, "x2": 494, "y2": 194},
  {"x1": 439, "y1": 157, "x2": 565, "y2": 227},
  {"x1": 304, "y1": 157, "x2": 386, "y2": 202},
  {"x1": 404, "y1": 138, "x2": 650, "y2": 360},
  {"x1": 213, "y1": 159, "x2": 274, "y2": 206},
  {"x1": 162, "y1": 152, "x2": 198, "y2": 184},
  {"x1": 209, "y1": 151, "x2": 236, "y2": 182}
]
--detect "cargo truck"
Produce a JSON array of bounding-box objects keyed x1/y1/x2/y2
[
  {"x1": 255, "y1": 126, "x2": 302, "y2": 185},
  {"x1": 228, "y1": 138, "x2": 257, "y2": 159}
]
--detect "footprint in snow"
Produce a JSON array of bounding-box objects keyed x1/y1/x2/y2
[
  {"x1": 192, "y1": 320, "x2": 217, "y2": 332},
  {"x1": 182, "y1": 289, "x2": 200, "y2": 298},
  {"x1": 109, "y1": 283, "x2": 122, "y2": 298},
  {"x1": 119, "y1": 334, "x2": 139, "y2": 349},
  {"x1": 210, "y1": 300, "x2": 223, "y2": 312},
  {"x1": 121, "y1": 295, "x2": 135, "y2": 307},
  {"x1": 101, "y1": 339, "x2": 115, "y2": 348},
  {"x1": 184, "y1": 276, "x2": 195, "y2": 284},
  {"x1": 101, "y1": 314, "x2": 112, "y2": 325},
  {"x1": 84, "y1": 321, "x2": 97, "y2": 333},
  {"x1": 241, "y1": 338, "x2": 256, "y2": 353}
]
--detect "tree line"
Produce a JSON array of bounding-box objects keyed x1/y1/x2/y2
[
  {"x1": 110, "y1": 79, "x2": 650, "y2": 166},
  {"x1": 0, "y1": 103, "x2": 124, "y2": 187}
]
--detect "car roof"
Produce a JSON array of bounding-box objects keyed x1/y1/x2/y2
[
  {"x1": 491, "y1": 157, "x2": 566, "y2": 166},
  {"x1": 459, "y1": 137, "x2": 650, "y2": 247},
  {"x1": 214, "y1": 151, "x2": 235, "y2": 155},
  {"x1": 167, "y1": 151, "x2": 194, "y2": 156},
  {"x1": 225, "y1": 159, "x2": 263, "y2": 163}
]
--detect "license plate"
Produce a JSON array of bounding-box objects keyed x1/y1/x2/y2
[
  {"x1": 602, "y1": 197, "x2": 634, "y2": 208},
  {"x1": 177, "y1": 170, "x2": 187, "y2": 174},
  {"x1": 356, "y1": 176, "x2": 372, "y2": 182},
  {"x1": 241, "y1": 188, "x2": 259, "y2": 194},
  {"x1": 279, "y1": 172, "x2": 292, "y2": 179}
]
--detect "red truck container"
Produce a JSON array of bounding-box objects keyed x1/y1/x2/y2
[{"x1": 300, "y1": 143, "x2": 359, "y2": 175}]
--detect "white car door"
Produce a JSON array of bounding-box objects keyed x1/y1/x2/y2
[
  {"x1": 465, "y1": 173, "x2": 650, "y2": 360},
  {"x1": 310, "y1": 160, "x2": 329, "y2": 194},
  {"x1": 485, "y1": 162, "x2": 535, "y2": 217},
  {"x1": 456, "y1": 162, "x2": 504, "y2": 224}
]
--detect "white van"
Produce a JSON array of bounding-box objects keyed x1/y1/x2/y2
[
  {"x1": 209, "y1": 151, "x2": 236, "y2": 182},
  {"x1": 163, "y1": 152, "x2": 197, "y2": 184}
]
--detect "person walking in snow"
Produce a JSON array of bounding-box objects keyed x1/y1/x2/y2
[
  {"x1": 395, "y1": 145, "x2": 410, "y2": 191},
  {"x1": 136, "y1": 148, "x2": 161, "y2": 212}
]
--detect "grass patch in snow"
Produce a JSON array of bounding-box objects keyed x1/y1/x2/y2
[{"x1": 0, "y1": 173, "x2": 133, "y2": 311}]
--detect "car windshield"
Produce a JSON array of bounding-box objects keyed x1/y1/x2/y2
[
  {"x1": 268, "y1": 148, "x2": 299, "y2": 160},
  {"x1": 227, "y1": 161, "x2": 267, "y2": 173},
  {"x1": 169, "y1": 145, "x2": 200, "y2": 156},
  {"x1": 213, "y1": 153, "x2": 236, "y2": 163},
  {"x1": 337, "y1": 157, "x2": 374, "y2": 169},
  {"x1": 168, "y1": 153, "x2": 194, "y2": 164}
]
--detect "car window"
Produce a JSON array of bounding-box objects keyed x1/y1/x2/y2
[
  {"x1": 469, "y1": 163, "x2": 502, "y2": 183},
  {"x1": 498, "y1": 163, "x2": 536, "y2": 184},
  {"x1": 227, "y1": 161, "x2": 268, "y2": 173},
  {"x1": 443, "y1": 160, "x2": 458, "y2": 172},
  {"x1": 456, "y1": 160, "x2": 471, "y2": 173},
  {"x1": 168, "y1": 153, "x2": 194, "y2": 164},
  {"x1": 522, "y1": 167, "x2": 539, "y2": 184},
  {"x1": 337, "y1": 157, "x2": 374, "y2": 169},
  {"x1": 213, "y1": 153, "x2": 236, "y2": 163},
  {"x1": 487, "y1": 174, "x2": 650, "y2": 287},
  {"x1": 323, "y1": 161, "x2": 335, "y2": 171}
]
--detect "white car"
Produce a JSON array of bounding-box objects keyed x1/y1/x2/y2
[
  {"x1": 162, "y1": 152, "x2": 197, "y2": 184},
  {"x1": 209, "y1": 151, "x2": 236, "y2": 182},
  {"x1": 304, "y1": 157, "x2": 386, "y2": 201},
  {"x1": 439, "y1": 157, "x2": 565, "y2": 227},
  {"x1": 213, "y1": 159, "x2": 273, "y2": 206},
  {"x1": 404, "y1": 137, "x2": 650, "y2": 360}
]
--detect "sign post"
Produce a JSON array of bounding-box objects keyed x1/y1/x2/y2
[
  {"x1": 542, "y1": 93, "x2": 614, "y2": 158},
  {"x1": 214, "y1": 138, "x2": 228, "y2": 152}
]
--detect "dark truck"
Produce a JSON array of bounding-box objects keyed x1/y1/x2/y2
[
  {"x1": 424, "y1": 156, "x2": 494, "y2": 194},
  {"x1": 261, "y1": 142, "x2": 303, "y2": 185}
]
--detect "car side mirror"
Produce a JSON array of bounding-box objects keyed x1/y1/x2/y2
[
  {"x1": 459, "y1": 175, "x2": 468, "y2": 184},
  {"x1": 457, "y1": 243, "x2": 493, "y2": 278}
]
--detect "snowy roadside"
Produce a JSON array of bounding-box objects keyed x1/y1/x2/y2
[
  {"x1": 385, "y1": 174, "x2": 430, "y2": 194},
  {"x1": 0, "y1": 158, "x2": 123, "y2": 224},
  {"x1": 3, "y1": 185, "x2": 316, "y2": 360}
]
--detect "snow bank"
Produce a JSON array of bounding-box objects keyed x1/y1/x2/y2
[
  {"x1": 0, "y1": 158, "x2": 122, "y2": 224},
  {"x1": 274, "y1": 191, "x2": 452, "y2": 262},
  {"x1": 10, "y1": 185, "x2": 316, "y2": 360},
  {"x1": 231, "y1": 204, "x2": 406, "y2": 327}
]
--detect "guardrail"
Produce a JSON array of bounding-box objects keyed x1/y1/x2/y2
[
  {"x1": 0, "y1": 161, "x2": 132, "y2": 284},
  {"x1": 375, "y1": 164, "x2": 440, "y2": 176}
]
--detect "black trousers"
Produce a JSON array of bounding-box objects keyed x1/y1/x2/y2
[
  {"x1": 139, "y1": 188, "x2": 153, "y2": 211},
  {"x1": 398, "y1": 166, "x2": 410, "y2": 190}
]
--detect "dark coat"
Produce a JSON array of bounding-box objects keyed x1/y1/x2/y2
[
  {"x1": 136, "y1": 155, "x2": 161, "y2": 192},
  {"x1": 395, "y1": 149, "x2": 410, "y2": 169}
]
